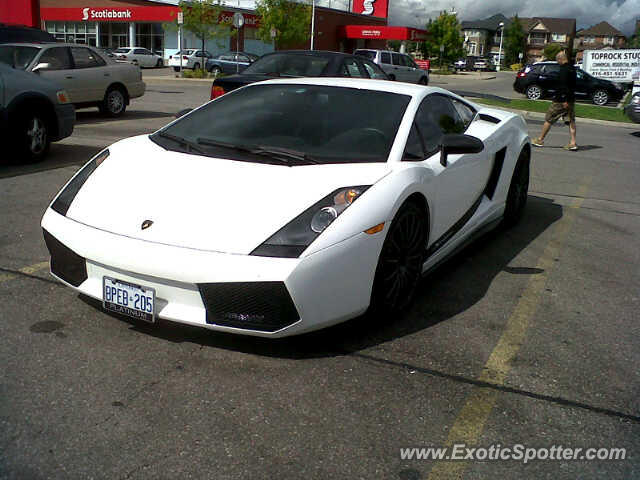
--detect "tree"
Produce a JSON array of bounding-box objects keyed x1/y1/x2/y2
[
  {"x1": 629, "y1": 25, "x2": 640, "y2": 48},
  {"x1": 504, "y1": 15, "x2": 525, "y2": 65},
  {"x1": 255, "y1": 0, "x2": 311, "y2": 50},
  {"x1": 422, "y1": 11, "x2": 464, "y2": 67},
  {"x1": 543, "y1": 43, "x2": 564, "y2": 61},
  {"x1": 165, "y1": 0, "x2": 232, "y2": 72}
]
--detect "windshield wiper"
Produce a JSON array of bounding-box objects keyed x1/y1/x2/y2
[
  {"x1": 157, "y1": 131, "x2": 207, "y2": 155},
  {"x1": 196, "y1": 138, "x2": 320, "y2": 165}
]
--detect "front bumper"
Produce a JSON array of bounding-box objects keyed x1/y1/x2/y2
[
  {"x1": 53, "y1": 103, "x2": 75, "y2": 142},
  {"x1": 41, "y1": 208, "x2": 383, "y2": 337}
]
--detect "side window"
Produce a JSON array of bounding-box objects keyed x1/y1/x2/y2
[
  {"x1": 220, "y1": 54, "x2": 234, "y2": 61},
  {"x1": 451, "y1": 99, "x2": 476, "y2": 130},
  {"x1": 361, "y1": 59, "x2": 387, "y2": 79},
  {"x1": 342, "y1": 58, "x2": 365, "y2": 77},
  {"x1": 380, "y1": 52, "x2": 391, "y2": 64},
  {"x1": 71, "y1": 47, "x2": 103, "y2": 68},
  {"x1": 133, "y1": 48, "x2": 146, "y2": 55},
  {"x1": 38, "y1": 47, "x2": 72, "y2": 70},
  {"x1": 545, "y1": 64, "x2": 560, "y2": 75},
  {"x1": 405, "y1": 55, "x2": 418, "y2": 69},
  {"x1": 195, "y1": 51, "x2": 205, "y2": 57},
  {"x1": 391, "y1": 53, "x2": 402, "y2": 66},
  {"x1": 403, "y1": 124, "x2": 425, "y2": 160},
  {"x1": 415, "y1": 95, "x2": 465, "y2": 154}
]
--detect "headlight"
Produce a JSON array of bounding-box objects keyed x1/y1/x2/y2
[
  {"x1": 250, "y1": 186, "x2": 370, "y2": 258},
  {"x1": 51, "y1": 149, "x2": 109, "y2": 216},
  {"x1": 632, "y1": 95, "x2": 640, "y2": 105}
]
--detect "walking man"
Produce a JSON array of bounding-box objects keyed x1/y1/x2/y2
[{"x1": 532, "y1": 52, "x2": 578, "y2": 151}]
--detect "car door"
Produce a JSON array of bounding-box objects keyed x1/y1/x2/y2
[
  {"x1": 408, "y1": 94, "x2": 490, "y2": 242},
  {"x1": 68, "y1": 47, "x2": 110, "y2": 103},
  {"x1": 391, "y1": 52, "x2": 408, "y2": 81},
  {"x1": 575, "y1": 69, "x2": 591, "y2": 99},
  {"x1": 539, "y1": 64, "x2": 560, "y2": 94},
  {"x1": 401, "y1": 54, "x2": 422, "y2": 83},
  {"x1": 359, "y1": 58, "x2": 388, "y2": 79},
  {"x1": 34, "y1": 47, "x2": 78, "y2": 101},
  {"x1": 235, "y1": 53, "x2": 252, "y2": 72},
  {"x1": 132, "y1": 48, "x2": 148, "y2": 67},
  {"x1": 340, "y1": 57, "x2": 368, "y2": 78}
]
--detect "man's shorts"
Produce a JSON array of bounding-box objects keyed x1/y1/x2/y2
[{"x1": 545, "y1": 101, "x2": 576, "y2": 124}]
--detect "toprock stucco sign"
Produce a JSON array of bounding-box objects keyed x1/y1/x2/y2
[{"x1": 582, "y1": 49, "x2": 640, "y2": 83}]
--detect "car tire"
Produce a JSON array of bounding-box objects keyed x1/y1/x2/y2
[
  {"x1": 369, "y1": 201, "x2": 427, "y2": 316},
  {"x1": 193, "y1": 62, "x2": 200, "y2": 70},
  {"x1": 13, "y1": 111, "x2": 50, "y2": 163},
  {"x1": 592, "y1": 89, "x2": 609, "y2": 106},
  {"x1": 526, "y1": 84, "x2": 543, "y2": 100},
  {"x1": 100, "y1": 86, "x2": 127, "y2": 117},
  {"x1": 156, "y1": 58, "x2": 163, "y2": 68},
  {"x1": 503, "y1": 149, "x2": 530, "y2": 227},
  {"x1": 211, "y1": 66, "x2": 222, "y2": 76},
  {"x1": 418, "y1": 76, "x2": 428, "y2": 85}
]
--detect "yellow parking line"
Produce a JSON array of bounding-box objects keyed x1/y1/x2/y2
[
  {"x1": 427, "y1": 180, "x2": 591, "y2": 480},
  {"x1": 0, "y1": 261, "x2": 50, "y2": 284}
]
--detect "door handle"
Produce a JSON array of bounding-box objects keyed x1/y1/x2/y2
[
  {"x1": 104, "y1": 73, "x2": 110, "y2": 77},
  {"x1": 65, "y1": 75, "x2": 74, "y2": 79}
]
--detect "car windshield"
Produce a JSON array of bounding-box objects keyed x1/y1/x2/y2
[
  {"x1": 151, "y1": 84, "x2": 411, "y2": 164},
  {"x1": 177, "y1": 49, "x2": 196, "y2": 55},
  {"x1": 113, "y1": 48, "x2": 129, "y2": 53},
  {"x1": 355, "y1": 50, "x2": 377, "y2": 60},
  {"x1": 0, "y1": 45, "x2": 40, "y2": 69},
  {"x1": 243, "y1": 54, "x2": 331, "y2": 77}
]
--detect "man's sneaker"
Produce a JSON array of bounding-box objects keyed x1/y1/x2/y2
[
  {"x1": 563, "y1": 144, "x2": 578, "y2": 151},
  {"x1": 531, "y1": 137, "x2": 544, "y2": 147}
]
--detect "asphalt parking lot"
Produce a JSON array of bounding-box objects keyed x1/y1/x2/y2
[{"x1": 1, "y1": 74, "x2": 639, "y2": 479}]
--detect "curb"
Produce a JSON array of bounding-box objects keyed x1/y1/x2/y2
[{"x1": 480, "y1": 104, "x2": 636, "y2": 129}]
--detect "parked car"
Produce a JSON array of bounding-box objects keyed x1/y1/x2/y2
[
  {"x1": 473, "y1": 58, "x2": 493, "y2": 71},
  {"x1": 452, "y1": 58, "x2": 467, "y2": 72},
  {"x1": 0, "y1": 43, "x2": 145, "y2": 116},
  {"x1": 354, "y1": 49, "x2": 428, "y2": 84},
  {"x1": 625, "y1": 92, "x2": 640, "y2": 123},
  {"x1": 0, "y1": 24, "x2": 56, "y2": 44},
  {"x1": 206, "y1": 52, "x2": 259, "y2": 75},
  {"x1": 42, "y1": 77, "x2": 530, "y2": 337},
  {"x1": 113, "y1": 47, "x2": 163, "y2": 68},
  {"x1": 98, "y1": 47, "x2": 116, "y2": 58},
  {"x1": 0, "y1": 62, "x2": 74, "y2": 162},
  {"x1": 514, "y1": 61, "x2": 625, "y2": 106},
  {"x1": 210, "y1": 50, "x2": 389, "y2": 100},
  {"x1": 168, "y1": 49, "x2": 212, "y2": 71}
]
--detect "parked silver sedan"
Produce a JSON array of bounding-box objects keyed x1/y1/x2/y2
[{"x1": 0, "y1": 43, "x2": 145, "y2": 116}]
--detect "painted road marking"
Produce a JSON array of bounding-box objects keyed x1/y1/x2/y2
[
  {"x1": 427, "y1": 180, "x2": 591, "y2": 480},
  {"x1": 0, "y1": 261, "x2": 50, "y2": 284}
]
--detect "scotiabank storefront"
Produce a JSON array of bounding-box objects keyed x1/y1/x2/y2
[{"x1": 38, "y1": 0, "x2": 272, "y2": 58}]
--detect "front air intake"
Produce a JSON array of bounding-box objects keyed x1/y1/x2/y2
[
  {"x1": 42, "y1": 230, "x2": 88, "y2": 287},
  {"x1": 197, "y1": 282, "x2": 300, "y2": 332}
]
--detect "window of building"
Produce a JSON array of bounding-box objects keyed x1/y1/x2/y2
[
  {"x1": 584, "y1": 35, "x2": 595, "y2": 44},
  {"x1": 244, "y1": 27, "x2": 258, "y2": 40},
  {"x1": 551, "y1": 33, "x2": 566, "y2": 42},
  {"x1": 135, "y1": 23, "x2": 164, "y2": 53},
  {"x1": 45, "y1": 21, "x2": 97, "y2": 45}
]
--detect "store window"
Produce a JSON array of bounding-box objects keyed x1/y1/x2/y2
[
  {"x1": 136, "y1": 23, "x2": 164, "y2": 54},
  {"x1": 45, "y1": 21, "x2": 96, "y2": 45}
]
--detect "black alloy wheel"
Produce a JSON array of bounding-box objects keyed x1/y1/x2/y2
[
  {"x1": 370, "y1": 201, "x2": 427, "y2": 315},
  {"x1": 503, "y1": 149, "x2": 530, "y2": 226}
]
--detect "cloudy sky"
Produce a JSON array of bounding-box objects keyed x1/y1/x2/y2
[{"x1": 387, "y1": 0, "x2": 640, "y2": 35}]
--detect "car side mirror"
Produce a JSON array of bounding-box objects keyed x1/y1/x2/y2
[
  {"x1": 174, "y1": 108, "x2": 193, "y2": 119},
  {"x1": 32, "y1": 62, "x2": 52, "y2": 73},
  {"x1": 440, "y1": 134, "x2": 484, "y2": 167}
]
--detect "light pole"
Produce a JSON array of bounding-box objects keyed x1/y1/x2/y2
[
  {"x1": 310, "y1": 0, "x2": 316, "y2": 50},
  {"x1": 497, "y1": 21, "x2": 504, "y2": 72}
]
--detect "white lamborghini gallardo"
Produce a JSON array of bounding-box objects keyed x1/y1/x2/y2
[{"x1": 42, "y1": 78, "x2": 531, "y2": 337}]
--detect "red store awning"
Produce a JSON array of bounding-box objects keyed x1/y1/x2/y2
[{"x1": 340, "y1": 25, "x2": 430, "y2": 41}]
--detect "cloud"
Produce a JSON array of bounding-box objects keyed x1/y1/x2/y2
[{"x1": 388, "y1": 0, "x2": 640, "y2": 35}]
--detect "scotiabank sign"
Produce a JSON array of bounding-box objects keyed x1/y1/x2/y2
[
  {"x1": 41, "y1": 6, "x2": 181, "y2": 22},
  {"x1": 351, "y1": 0, "x2": 389, "y2": 19},
  {"x1": 342, "y1": 25, "x2": 429, "y2": 41}
]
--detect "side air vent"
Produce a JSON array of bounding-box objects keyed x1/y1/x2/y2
[
  {"x1": 479, "y1": 113, "x2": 502, "y2": 124},
  {"x1": 42, "y1": 229, "x2": 88, "y2": 287},
  {"x1": 198, "y1": 282, "x2": 300, "y2": 332},
  {"x1": 484, "y1": 147, "x2": 507, "y2": 199}
]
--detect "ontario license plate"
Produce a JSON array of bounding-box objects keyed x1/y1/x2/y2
[{"x1": 103, "y1": 276, "x2": 155, "y2": 323}]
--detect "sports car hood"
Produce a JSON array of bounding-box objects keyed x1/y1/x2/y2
[{"x1": 65, "y1": 135, "x2": 390, "y2": 255}]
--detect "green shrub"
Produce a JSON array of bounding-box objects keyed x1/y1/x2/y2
[
  {"x1": 182, "y1": 69, "x2": 211, "y2": 79},
  {"x1": 510, "y1": 63, "x2": 523, "y2": 71}
]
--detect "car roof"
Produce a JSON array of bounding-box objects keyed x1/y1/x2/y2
[
  {"x1": 263, "y1": 50, "x2": 363, "y2": 58},
  {"x1": 246, "y1": 76, "x2": 449, "y2": 98}
]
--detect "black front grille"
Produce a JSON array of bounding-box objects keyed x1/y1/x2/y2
[
  {"x1": 42, "y1": 229, "x2": 87, "y2": 287},
  {"x1": 197, "y1": 282, "x2": 300, "y2": 332}
]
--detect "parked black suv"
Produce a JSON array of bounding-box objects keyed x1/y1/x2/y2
[{"x1": 513, "y1": 61, "x2": 625, "y2": 105}]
